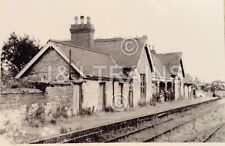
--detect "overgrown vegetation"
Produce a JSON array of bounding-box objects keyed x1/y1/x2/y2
[
  {"x1": 0, "y1": 100, "x2": 74, "y2": 143},
  {"x1": 80, "y1": 106, "x2": 95, "y2": 116},
  {"x1": 26, "y1": 102, "x2": 73, "y2": 127},
  {"x1": 105, "y1": 106, "x2": 114, "y2": 112}
]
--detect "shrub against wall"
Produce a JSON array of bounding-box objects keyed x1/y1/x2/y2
[
  {"x1": 0, "y1": 101, "x2": 73, "y2": 143},
  {"x1": 26, "y1": 101, "x2": 73, "y2": 127}
]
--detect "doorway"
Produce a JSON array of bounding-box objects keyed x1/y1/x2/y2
[
  {"x1": 73, "y1": 84, "x2": 82, "y2": 115},
  {"x1": 99, "y1": 82, "x2": 106, "y2": 111},
  {"x1": 128, "y1": 82, "x2": 134, "y2": 107}
]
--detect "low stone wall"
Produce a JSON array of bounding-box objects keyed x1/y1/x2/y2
[{"x1": 0, "y1": 91, "x2": 45, "y2": 110}]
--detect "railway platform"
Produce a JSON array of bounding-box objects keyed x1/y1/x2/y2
[
  {"x1": 29, "y1": 96, "x2": 220, "y2": 143},
  {"x1": 62, "y1": 97, "x2": 218, "y2": 130}
]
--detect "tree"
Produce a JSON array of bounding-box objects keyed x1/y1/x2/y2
[{"x1": 1, "y1": 32, "x2": 40, "y2": 76}]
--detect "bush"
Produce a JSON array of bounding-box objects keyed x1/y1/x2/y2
[
  {"x1": 26, "y1": 103, "x2": 45, "y2": 127},
  {"x1": 80, "y1": 106, "x2": 95, "y2": 116},
  {"x1": 34, "y1": 82, "x2": 48, "y2": 92},
  {"x1": 45, "y1": 102, "x2": 73, "y2": 123},
  {"x1": 105, "y1": 106, "x2": 114, "y2": 112},
  {"x1": 161, "y1": 91, "x2": 175, "y2": 101},
  {"x1": 152, "y1": 93, "x2": 160, "y2": 102},
  {"x1": 26, "y1": 102, "x2": 73, "y2": 127},
  {"x1": 149, "y1": 99, "x2": 156, "y2": 106}
]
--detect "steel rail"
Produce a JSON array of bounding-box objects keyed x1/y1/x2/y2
[{"x1": 203, "y1": 122, "x2": 225, "y2": 142}]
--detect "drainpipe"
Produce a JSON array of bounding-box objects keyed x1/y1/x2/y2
[{"x1": 69, "y1": 49, "x2": 72, "y2": 80}]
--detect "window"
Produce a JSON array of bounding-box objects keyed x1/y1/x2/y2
[{"x1": 140, "y1": 74, "x2": 146, "y2": 96}]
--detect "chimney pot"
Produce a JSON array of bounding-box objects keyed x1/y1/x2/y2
[
  {"x1": 75, "y1": 16, "x2": 78, "y2": 24},
  {"x1": 80, "y1": 16, "x2": 84, "y2": 24},
  {"x1": 87, "y1": 16, "x2": 91, "y2": 24}
]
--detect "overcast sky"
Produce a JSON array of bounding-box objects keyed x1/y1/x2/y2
[{"x1": 0, "y1": 0, "x2": 224, "y2": 82}]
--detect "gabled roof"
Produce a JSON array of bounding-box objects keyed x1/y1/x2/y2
[
  {"x1": 59, "y1": 36, "x2": 149, "y2": 68},
  {"x1": 15, "y1": 41, "x2": 84, "y2": 79},
  {"x1": 151, "y1": 51, "x2": 185, "y2": 79},
  {"x1": 16, "y1": 35, "x2": 154, "y2": 80},
  {"x1": 157, "y1": 52, "x2": 184, "y2": 77},
  {"x1": 15, "y1": 40, "x2": 122, "y2": 79},
  {"x1": 151, "y1": 54, "x2": 171, "y2": 78},
  {"x1": 56, "y1": 36, "x2": 154, "y2": 72},
  {"x1": 51, "y1": 40, "x2": 121, "y2": 78},
  {"x1": 93, "y1": 36, "x2": 147, "y2": 68},
  {"x1": 183, "y1": 73, "x2": 194, "y2": 84}
]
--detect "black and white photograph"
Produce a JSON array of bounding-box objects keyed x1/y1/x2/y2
[{"x1": 0, "y1": 0, "x2": 225, "y2": 144}]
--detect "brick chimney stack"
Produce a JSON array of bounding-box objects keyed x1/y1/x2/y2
[{"x1": 70, "y1": 16, "x2": 95, "y2": 48}]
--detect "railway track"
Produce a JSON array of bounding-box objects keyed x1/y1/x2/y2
[
  {"x1": 143, "y1": 121, "x2": 191, "y2": 142},
  {"x1": 108, "y1": 99, "x2": 225, "y2": 142},
  {"x1": 108, "y1": 103, "x2": 222, "y2": 143},
  {"x1": 183, "y1": 122, "x2": 225, "y2": 142},
  {"x1": 29, "y1": 98, "x2": 221, "y2": 144},
  {"x1": 106, "y1": 118, "x2": 174, "y2": 142},
  {"x1": 203, "y1": 122, "x2": 225, "y2": 142}
]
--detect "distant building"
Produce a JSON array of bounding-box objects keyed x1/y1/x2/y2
[
  {"x1": 150, "y1": 49, "x2": 186, "y2": 101},
  {"x1": 183, "y1": 73, "x2": 194, "y2": 99}
]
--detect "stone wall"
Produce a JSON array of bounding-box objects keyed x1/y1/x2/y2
[
  {"x1": 46, "y1": 85, "x2": 73, "y2": 107},
  {"x1": 0, "y1": 92, "x2": 45, "y2": 110}
]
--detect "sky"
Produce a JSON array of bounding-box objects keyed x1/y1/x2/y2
[{"x1": 0, "y1": 0, "x2": 224, "y2": 82}]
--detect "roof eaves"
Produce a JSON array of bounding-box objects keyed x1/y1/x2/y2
[
  {"x1": 49, "y1": 40, "x2": 110, "y2": 56},
  {"x1": 15, "y1": 41, "x2": 86, "y2": 79},
  {"x1": 15, "y1": 42, "x2": 53, "y2": 78},
  {"x1": 52, "y1": 44, "x2": 86, "y2": 78}
]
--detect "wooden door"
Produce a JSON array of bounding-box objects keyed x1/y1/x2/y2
[
  {"x1": 99, "y1": 82, "x2": 106, "y2": 111},
  {"x1": 73, "y1": 84, "x2": 82, "y2": 115}
]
